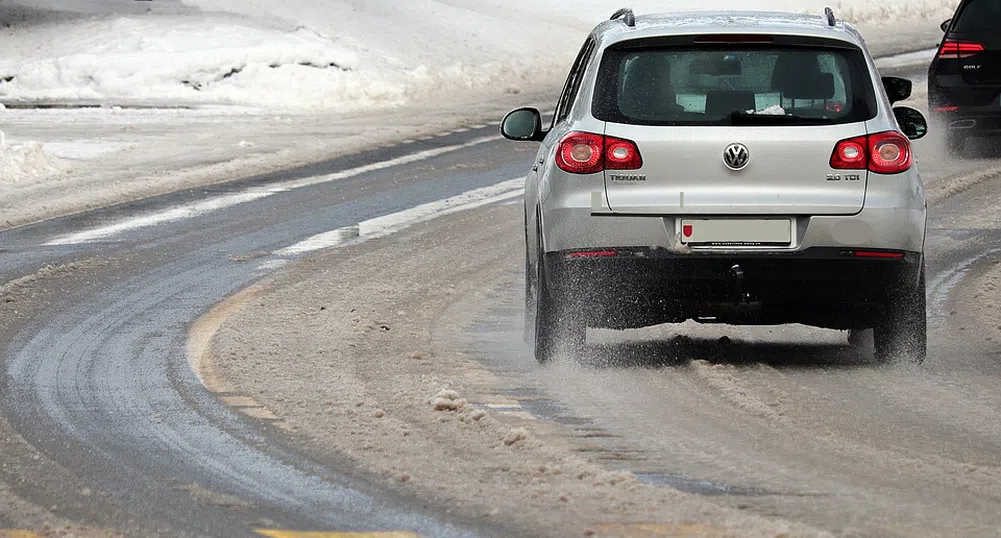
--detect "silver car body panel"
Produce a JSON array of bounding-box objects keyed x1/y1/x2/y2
[{"x1": 601, "y1": 123, "x2": 869, "y2": 215}]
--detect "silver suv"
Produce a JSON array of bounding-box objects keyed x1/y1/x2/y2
[{"x1": 501, "y1": 8, "x2": 929, "y2": 364}]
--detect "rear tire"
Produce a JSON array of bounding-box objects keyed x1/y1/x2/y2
[
  {"x1": 873, "y1": 264, "x2": 927, "y2": 365},
  {"x1": 534, "y1": 253, "x2": 585, "y2": 364}
]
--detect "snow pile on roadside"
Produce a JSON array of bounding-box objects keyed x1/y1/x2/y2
[
  {"x1": 0, "y1": 16, "x2": 399, "y2": 110},
  {"x1": 0, "y1": 130, "x2": 65, "y2": 184},
  {"x1": 1, "y1": 0, "x2": 958, "y2": 111},
  {"x1": 830, "y1": 0, "x2": 956, "y2": 26}
]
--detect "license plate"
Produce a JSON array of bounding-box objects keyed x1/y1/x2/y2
[{"x1": 680, "y1": 219, "x2": 791, "y2": 246}]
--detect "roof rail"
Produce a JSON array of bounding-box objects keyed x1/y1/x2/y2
[
  {"x1": 824, "y1": 7, "x2": 836, "y2": 27},
  {"x1": 610, "y1": 8, "x2": 635, "y2": 28}
]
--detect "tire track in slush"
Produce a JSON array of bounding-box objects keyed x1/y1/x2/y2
[{"x1": 4, "y1": 251, "x2": 477, "y2": 537}]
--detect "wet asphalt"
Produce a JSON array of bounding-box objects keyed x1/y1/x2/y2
[{"x1": 0, "y1": 127, "x2": 535, "y2": 537}]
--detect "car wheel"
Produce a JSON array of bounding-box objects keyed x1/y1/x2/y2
[
  {"x1": 873, "y1": 263, "x2": 927, "y2": 365},
  {"x1": 534, "y1": 249, "x2": 585, "y2": 364},
  {"x1": 946, "y1": 132, "x2": 966, "y2": 155}
]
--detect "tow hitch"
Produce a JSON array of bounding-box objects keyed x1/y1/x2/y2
[{"x1": 730, "y1": 264, "x2": 752, "y2": 304}]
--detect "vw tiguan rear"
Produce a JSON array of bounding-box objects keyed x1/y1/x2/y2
[{"x1": 501, "y1": 8, "x2": 929, "y2": 365}]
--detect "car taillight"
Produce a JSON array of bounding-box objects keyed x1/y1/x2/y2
[
  {"x1": 556, "y1": 132, "x2": 642, "y2": 174},
  {"x1": 830, "y1": 131, "x2": 912, "y2": 175},
  {"x1": 938, "y1": 40, "x2": 984, "y2": 60},
  {"x1": 605, "y1": 137, "x2": 643, "y2": 170},
  {"x1": 831, "y1": 136, "x2": 867, "y2": 169},
  {"x1": 869, "y1": 132, "x2": 911, "y2": 174},
  {"x1": 557, "y1": 132, "x2": 603, "y2": 174}
]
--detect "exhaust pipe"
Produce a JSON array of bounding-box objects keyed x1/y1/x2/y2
[{"x1": 950, "y1": 119, "x2": 977, "y2": 130}]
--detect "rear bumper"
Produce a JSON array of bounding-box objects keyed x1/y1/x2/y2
[
  {"x1": 546, "y1": 247, "x2": 922, "y2": 330},
  {"x1": 933, "y1": 110, "x2": 1001, "y2": 135},
  {"x1": 929, "y1": 80, "x2": 1001, "y2": 134},
  {"x1": 542, "y1": 205, "x2": 926, "y2": 255}
]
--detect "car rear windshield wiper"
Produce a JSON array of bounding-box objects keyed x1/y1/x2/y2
[{"x1": 728, "y1": 110, "x2": 833, "y2": 126}]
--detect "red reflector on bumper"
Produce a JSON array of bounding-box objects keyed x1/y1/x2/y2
[
  {"x1": 934, "y1": 106, "x2": 959, "y2": 112},
  {"x1": 568, "y1": 250, "x2": 618, "y2": 258},
  {"x1": 850, "y1": 250, "x2": 905, "y2": 259}
]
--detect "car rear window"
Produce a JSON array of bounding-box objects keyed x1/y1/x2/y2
[
  {"x1": 592, "y1": 43, "x2": 878, "y2": 126},
  {"x1": 954, "y1": 0, "x2": 1001, "y2": 30}
]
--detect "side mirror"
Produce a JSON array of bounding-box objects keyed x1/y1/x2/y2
[
  {"x1": 882, "y1": 76, "x2": 912, "y2": 104},
  {"x1": 894, "y1": 106, "x2": 928, "y2": 140},
  {"x1": 501, "y1": 107, "x2": 545, "y2": 142},
  {"x1": 940, "y1": 18, "x2": 951, "y2": 32}
]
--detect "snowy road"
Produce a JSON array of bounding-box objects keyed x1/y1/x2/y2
[
  {"x1": 0, "y1": 128, "x2": 534, "y2": 537},
  {"x1": 2, "y1": 51, "x2": 1001, "y2": 538}
]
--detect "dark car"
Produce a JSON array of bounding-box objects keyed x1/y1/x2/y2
[{"x1": 929, "y1": 0, "x2": 1001, "y2": 153}]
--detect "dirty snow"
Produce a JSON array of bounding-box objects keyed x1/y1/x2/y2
[{"x1": 208, "y1": 200, "x2": 831, "y2": 537}]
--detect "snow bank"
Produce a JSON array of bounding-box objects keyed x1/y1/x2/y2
[
  {"x1": 0, "y1": 16, "x2": 400, "y2": 110},
  {"x1": 1, "y1": 0, "x2": 957, "y2": 111},
  {"x1": 0, "y1": 130, "x2": 66, "y2": 183}
]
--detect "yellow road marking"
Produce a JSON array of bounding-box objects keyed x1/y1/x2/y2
[
  {"x1": 0, "y1": 530, "x2": 44, "y2": 538},
  {"x1": 256, "y1": 531, "x2": 421, "y2": 538},
  {"x1": 597, "y1": 523, "x2": 729, "y2": 537}
]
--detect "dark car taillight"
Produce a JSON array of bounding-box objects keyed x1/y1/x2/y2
[
  {"x1": 556, "y1": 132, "x2": 643, "y2": 174},
  {"x1": 938, "y1": 40, "x2": 985, "y2": 60},
  {"x1": 831, "y1": 131, "x2": 912, "y2": 175}
]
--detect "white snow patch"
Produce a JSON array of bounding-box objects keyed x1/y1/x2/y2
[
  {"x1": 745, "y1": 105, "x2": 788, "y2": 116},
  {"x1": 0, "y1": 130, "x2": 66, "y2": 183},
  {"x1": 0, "y1": 16, "x2": 386, "y2": 111},
  {"x1": 42, "y1": 140, "x2": 135, "y2": 160}
]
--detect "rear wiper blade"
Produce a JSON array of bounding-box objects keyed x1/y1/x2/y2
[{"x1": 728, "y1": 110, "x2": 832, "y2": 125}]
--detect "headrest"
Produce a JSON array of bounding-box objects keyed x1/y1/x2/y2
[
  {"x1": 621, "y1": 55, "x2": 672, "y2": 94},
  {"x1": 772, "y1": 52, "x2": 836, "y2": 100},
  {"x1": 780, "y1": 72, "x2": 836, "y2": 100},
  {"x1": 705, "y1": 90, "x2": 756, "y2": 117},
  {"x1": 620, "y1": 55, "x2": 676, "y2": 117}
]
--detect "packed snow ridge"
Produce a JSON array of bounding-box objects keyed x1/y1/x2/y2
[
  {"x1": 0, "y1": 130, "x2": 65, "y2": 183},
  {"x1": 0, "y1": 0, "x2": 958, "y2": 111}
]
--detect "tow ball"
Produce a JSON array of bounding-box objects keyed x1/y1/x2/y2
[{"x1": 730, "y1": 264, "x2": 752, "y2": 304}]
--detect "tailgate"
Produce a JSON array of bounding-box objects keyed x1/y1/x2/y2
[{"x1": 603, "y1": 123, "x2": 868, "y2": 216}]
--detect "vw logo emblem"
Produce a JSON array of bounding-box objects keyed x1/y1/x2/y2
[{"x1": 723, "y1": 143, "x2": 750, "y2": 171}]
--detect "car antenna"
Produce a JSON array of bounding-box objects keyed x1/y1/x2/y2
[
  {"x1": 824, "y1": 7, "x2": 836, "y2": 27},
  {"x1": 610, "y1": 8, "x2": 635, "y2": 28}
]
